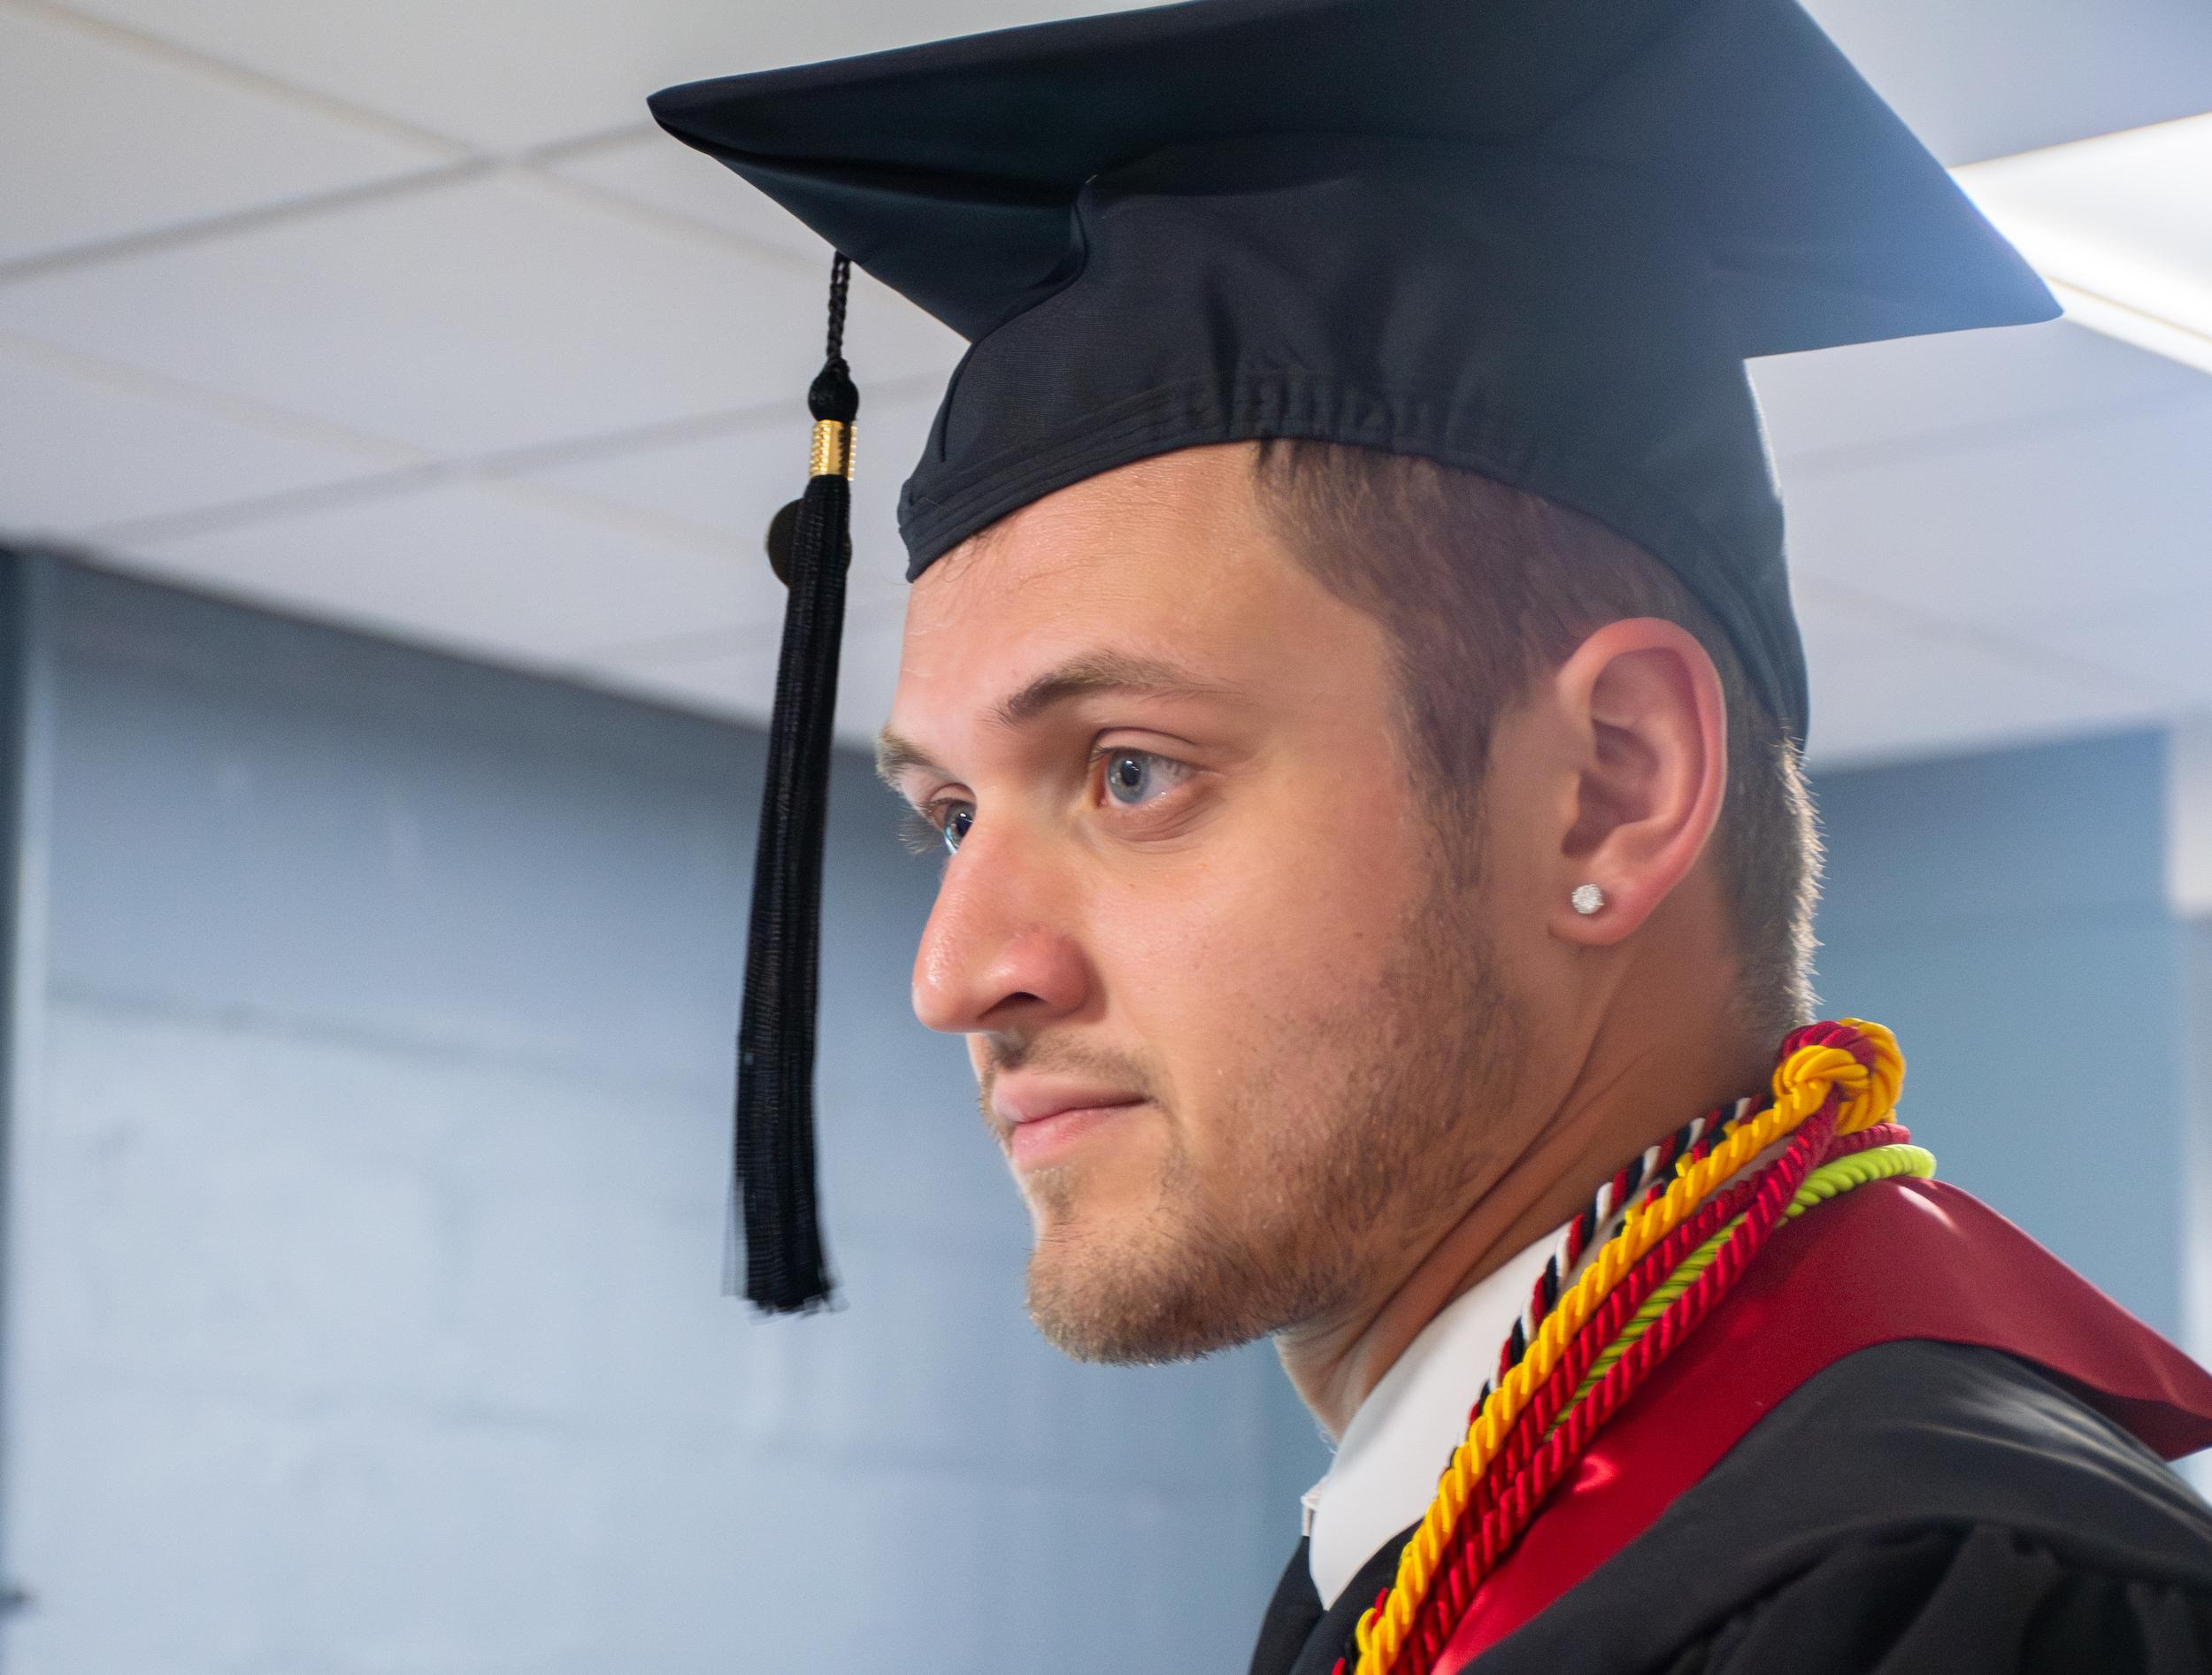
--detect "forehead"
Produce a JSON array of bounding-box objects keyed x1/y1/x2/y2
[{"x1": 895, "y1": 443, "x2": 1341, "y2": 693}]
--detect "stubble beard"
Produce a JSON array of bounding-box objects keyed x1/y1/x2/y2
[{"x1": 1024, "y1": 858, "x2": 1525, "y2": 1364}]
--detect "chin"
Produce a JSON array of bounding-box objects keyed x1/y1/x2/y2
[{"x1": 1023, "y1": 1192, "x2": 1285, "y2": 1366}]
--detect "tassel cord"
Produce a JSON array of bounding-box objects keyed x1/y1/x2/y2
[{"x1": 730, "y1": 252, "x2": 858, "y2": 1313}]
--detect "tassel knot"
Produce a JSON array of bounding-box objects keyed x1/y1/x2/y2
[{"x1": 809, "y1": 360, "x2": 857, "y2": 425}]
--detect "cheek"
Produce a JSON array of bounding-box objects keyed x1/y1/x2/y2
[{"x1": 1089, "y1": 759, "x2": 1432, "y2": 1077}]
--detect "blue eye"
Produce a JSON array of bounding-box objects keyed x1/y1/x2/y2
[
  {"x1": 1102, "y1": 751, "x2": 1181, "y2": 807},
  {"x1": 941, "y1": 803, "x2": 974, "y2": 854}
]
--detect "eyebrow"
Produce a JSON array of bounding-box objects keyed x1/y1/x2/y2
[
  {"x1": 873, "y1": 650, "x2": 1234, "y2": 790},
  {"x1": 873, "y1": 728, "x2": 944, "y2": 788}
]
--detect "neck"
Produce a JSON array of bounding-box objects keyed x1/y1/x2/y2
[{"x1": 1274, "y1": 991, "x2": 1770, "y2": 1440}]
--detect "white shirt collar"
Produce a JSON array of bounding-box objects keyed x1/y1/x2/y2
[
  {"x1": 1300, "y1": 1118, "x2": 1771, "y2": 1608},
  {"x1": 1304, "y1": 1228, "x2": 1560, "y2": 1608}
]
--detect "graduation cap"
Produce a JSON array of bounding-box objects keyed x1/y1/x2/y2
[{"x1": 649, "y1": 0, "x2": 2056, "y2": 1314}]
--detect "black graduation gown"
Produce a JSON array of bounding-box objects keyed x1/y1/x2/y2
[{"x1": 1250, "y1": 1341, "x2": 2212, "y2": 1675}]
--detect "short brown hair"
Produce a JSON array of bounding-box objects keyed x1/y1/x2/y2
[{"x1": 1248, "y1": 440, "x2": 1819, "y2": 1039}]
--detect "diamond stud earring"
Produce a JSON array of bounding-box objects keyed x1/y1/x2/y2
[{"x1": 1570, "y1": 883, "x2": 1606, "y2": 916}]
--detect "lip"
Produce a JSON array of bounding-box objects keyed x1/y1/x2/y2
[{"x1": 992, "y1": 1079, "x2": 1148, "y2": 1171}]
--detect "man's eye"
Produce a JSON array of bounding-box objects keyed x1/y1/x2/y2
[
  {"x1": 1101, "y1": 750, "x2": 1188, "y2": 808},
  {"x1": 938, "y1": 803, "x2": 975, "y2": 854}
]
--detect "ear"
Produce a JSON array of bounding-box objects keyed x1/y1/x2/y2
[{"x1": 1547, "y1": 619, "x2": 1727, "y2": 947}]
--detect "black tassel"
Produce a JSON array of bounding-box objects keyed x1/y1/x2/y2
[{"x1": 730, "y1": 253, "x2": 857, "y2": 1313}]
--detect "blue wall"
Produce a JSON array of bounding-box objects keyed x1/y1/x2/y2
[
  {"x1": 1810, "y1": 730, "x2": 2187, "y2": 1334},
  {"x1": 2, "y1": 558, "x2": 1286, "y2": 1675}
]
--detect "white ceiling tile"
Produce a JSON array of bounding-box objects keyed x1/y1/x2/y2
[
  {"x1": 580, "y1": 606, "x2": 910, "y2": 746},
  {"x1": 1781, "y1": 388, "x2": 2212, "y2": 629},
  {"x1": 49, "y1": 0, "x2": 1149, "y2": 155},
  {"x1": 0, "y1": 339, "x2": 397, "y2": 534},
  {"x1": 0, "y1": 170, "x2": 955, "y2": 455},
  {"x1": 519, "y1": 389, "x2": 942, "y2": 619},
  {"x1": 546, "y1": 157, "x2": 971, "y2": 381},
  {"x1": 546, "y1": 134, "x2": 821, "y2": 263},
  {"x1": 48, "y1": 0, "x2": 2200, "y2": 164},
  {"x1": 548, "y1": 135, "x2": 971, "y2": 369},
  {"x1": 1800, "y1": 0, "x2": 2212, "y2": 163},
  {"x1": 1752, "y1": 319, "x2": 2203, "y2": 467},
  {"x1": 96, "y1": 476, "x2": 787, "y2": 667},
  {"x1": 2001, "y1": 587, "x2": 2212, "y2": 709},
  {"x1": 1796, "y1": 579, "x2": 2172, "y2": 768},
  {"x1": 0, "y1": 5, "x2": 447, "y2": 266}
]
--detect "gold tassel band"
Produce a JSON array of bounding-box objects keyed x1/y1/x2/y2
[{"x1": 810, "y1": 419, "x2": 854, "y2": 480}]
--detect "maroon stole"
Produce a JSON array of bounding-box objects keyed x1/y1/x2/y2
[{"x1": 1433, "y1": 1179, "x2": 2212, "y2": 1672}]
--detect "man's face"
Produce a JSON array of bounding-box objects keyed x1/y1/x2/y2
[{"x1": 881, "y1": 443, "x2": 1524, "y2": 1362}]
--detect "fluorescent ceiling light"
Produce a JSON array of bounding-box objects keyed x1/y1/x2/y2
[{"x1": 1954, "y1": 111, "x2": 2212, "y2": 376}]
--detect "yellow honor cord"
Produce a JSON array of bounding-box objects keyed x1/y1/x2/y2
[{"x1": 1355, "y1": 1022, "x2": 1905, "y2": 1673}]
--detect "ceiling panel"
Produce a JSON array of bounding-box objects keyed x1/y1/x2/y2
[
  {"x1": 546, "y1": 133, "x2": 822, "y2": 264},
  {"x1": 1753, "y1": 319, "x2": 2202, "y2": 467},
  {"x1": 99, "y1": 475, "x2": 787, "y2": 668},
  {"x1": 0, "y1": 338, "x2": 399, "y2": 534},
  {"x1": 1801, "y1": 0, "x2": 2212, "y2": 164},
  {"x1": 47, "y1": 0, "x2": 2205, "y2": 164},
  {"x1": 1795, "y1": 579, "x2": 2172, "y2": 767},
  {"x1": 0, "y1": 4, "x2": 448, "y2": 267},
  {"x1": 2004, "y1": 586, "x2": 2212, "y2": 711},
  {"x1": 519, "y1": 388, "x2": 945, "y2": 622},
  {"x1": 1781, "y1": 388, "x2": 2212, "y2": 635},
  {"x1": 42, "y1": 0, "x2": 1148, "y2": 156},
  {"x1": 545, "y1": 130, "x2": 970, "y2": 405},
  {"x1": 0, "y1": 170, "x2": 956, "y2": 456}
]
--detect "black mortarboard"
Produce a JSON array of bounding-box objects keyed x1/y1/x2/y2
[{"x1": 649, "y1": 0, "x2": 2057, "y2": 1312}]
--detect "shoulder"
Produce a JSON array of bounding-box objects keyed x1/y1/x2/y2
[
  {"x1": 1721, "y1": 1339, "x2": 2212, "y2": 1577},
  {"x1": 1479, "y1": 1341, "x2": 2212, "y2": 1674}
]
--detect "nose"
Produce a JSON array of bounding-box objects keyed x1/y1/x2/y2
[{"x1": 910, "y1": 833, "x2": 1092, "y2": 1035}]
